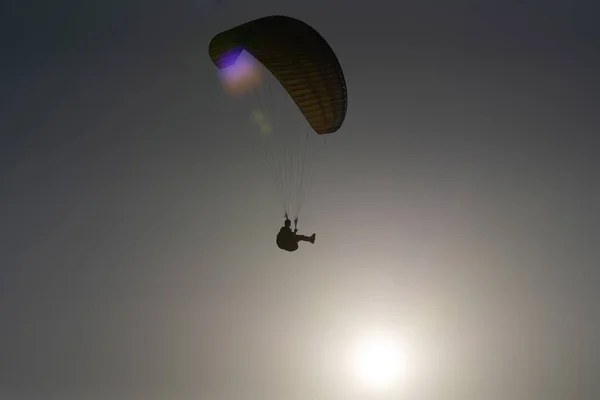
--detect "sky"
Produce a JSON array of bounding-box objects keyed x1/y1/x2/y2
[{"x1": 1, "y1": 0, "x2": 599, "y2": 399}]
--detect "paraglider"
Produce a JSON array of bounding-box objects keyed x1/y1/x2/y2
[
  {"x1": 276, "y1": 214, "x2": 316, "y2": 252},
  {"x1": 209, "y1": 15, "x2": 347, "y2": 251}
]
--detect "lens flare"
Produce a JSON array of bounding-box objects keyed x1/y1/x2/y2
[
  {"x1": 217, "y1": 51, "x2": 263, "y2": 97},
  {"x1": 251, "y1": 110, "x2": 272, "y2": 136}
]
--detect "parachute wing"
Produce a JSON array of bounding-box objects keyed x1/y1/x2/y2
[{"x1": 209, "y1": 15, "x2": 347, "y2": 134}]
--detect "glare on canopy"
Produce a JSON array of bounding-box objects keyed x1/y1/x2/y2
[{"x1": 217, "y1": 50, "x2": 263, "y2": 97}]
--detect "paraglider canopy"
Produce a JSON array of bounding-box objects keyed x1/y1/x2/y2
[
  {"x1": 209, "y1": 15, "x2": 347, "y2": 135},
  {"x1": 209, "y1": 15, "x2": 347, "y2": 218}
]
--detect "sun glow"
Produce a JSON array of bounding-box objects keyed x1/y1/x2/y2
[{"x1": 350, "y1": 331, "x2": 411, "y2": 390}]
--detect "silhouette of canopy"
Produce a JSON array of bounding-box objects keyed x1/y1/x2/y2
[{"x1": 209, "y1": 15, "x2": 347, "y2": 134}]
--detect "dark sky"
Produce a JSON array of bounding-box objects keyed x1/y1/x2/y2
[{"x1": 2, "y1": 1, "x2": 599, "y2": 399}]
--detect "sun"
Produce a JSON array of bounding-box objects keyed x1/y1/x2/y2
[{"x1": 351, "y1": 331, "x2": 409, "y2": 390}]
